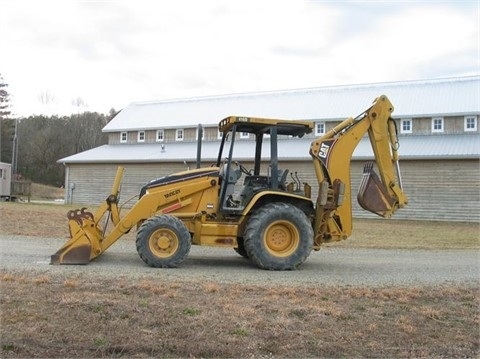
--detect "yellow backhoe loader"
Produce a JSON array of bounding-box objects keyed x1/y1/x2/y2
[{"x1": 51, "y1": 95, "x2": 407, "y2": 270}]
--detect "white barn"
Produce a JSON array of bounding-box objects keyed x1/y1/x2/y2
[{"x1": 59, "y1": 76, "x2": 480, "y2": 222}]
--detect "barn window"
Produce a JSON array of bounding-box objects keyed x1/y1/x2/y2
[
  {"x1": 432, "y1": 117, "x2": 444, "y2": 133},
  {"x1": 156, "y1": 129, "x2": 164, "y2": 142},
  {"x1": 176, "y1": 129, "x2": 184, "y2": 141},
  {"x1": 315, "y1": 122, "x2": 325, "y2": 136},
  {"x1": 401, "y1": 119, "x2": 412, "y2": 134},
  {"x1": 120, "y1": 132, "x2": 128, "y2": 143},
  {"x1": 464, "y1": 116, "x2": 477, "y2": 132},
  {"x1": 138, "y1": 131, "x2": 145, "y2": 142}
]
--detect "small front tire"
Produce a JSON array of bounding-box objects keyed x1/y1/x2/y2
[{"x1": 136, "y1": 215, "x2": 191, "y2": 268}]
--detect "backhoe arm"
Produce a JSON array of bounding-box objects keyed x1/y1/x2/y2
[{"x1": 309, "y1": 95, "x2": 408, "y2": 247}]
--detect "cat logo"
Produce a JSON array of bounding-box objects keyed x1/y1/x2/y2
[{"x1": 319, "y1": 143, "x2": 330, "y2": 158}]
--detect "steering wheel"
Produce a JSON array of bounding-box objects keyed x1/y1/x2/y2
[{"x1": 235, "y1": 161, "x2": 252, "y2": 175}]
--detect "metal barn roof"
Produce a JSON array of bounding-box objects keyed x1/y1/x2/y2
[
  {"x1": 103, "y1": 76, "x2": 480, "y2": 132},
  {"x1": 59, "y1": 133, "x2": 480, "y2": 164}
]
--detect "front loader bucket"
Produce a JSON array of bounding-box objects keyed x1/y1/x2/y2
[
  {"x1": 50, "y1": 210, "x2": 104, "y2": 265},
  {"x1": 50, "y1": 233, "x2": 92, "y2": 265},
  {"x1": 51, "y1": 167, "x2": 125, "y2": 265},
  {"x1": 357, "y1": 162, "x2": 396, "y2": 218}
]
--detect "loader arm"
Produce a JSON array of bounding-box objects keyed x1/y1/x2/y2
[
  {"x1": 51, "y1": 167, "x2": 219, "y2": 264},
  {"x1": 309, "y1": 95, "x2": 408, "y2": 248}
]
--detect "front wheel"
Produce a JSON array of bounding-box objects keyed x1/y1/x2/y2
[
  {"x1": 136, "y1": 215, "x2": 191, "y2": 268},
  {"x1": 243, "y1": 202, "x2": 313, "y2": 270}
]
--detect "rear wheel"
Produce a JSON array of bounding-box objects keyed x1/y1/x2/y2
[
  {"x1": 244, "y1": 202, "x2": 313, "y2": 270},
  {"x1": 136, "y1": 215, "x2": 191, "y2": 268},
  {"x1": 234, "y1": 238, "x2": 249, "y2": 258}
]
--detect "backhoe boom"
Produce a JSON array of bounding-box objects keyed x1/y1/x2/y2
[{"x1": 309, "y1": 95, "x2": 408, "y2": 247}]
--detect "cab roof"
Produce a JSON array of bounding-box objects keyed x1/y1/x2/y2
[{"x1": 218, "y1": 116, "x2": 314, "y2": 138}]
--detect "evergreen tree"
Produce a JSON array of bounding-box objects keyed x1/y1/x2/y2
[
  {"x1": 0, "y1": 73, "x2": 13, "y2": 162},
  {"x1": 0, "y1": 73, "x2": 10, "y2": 119}
]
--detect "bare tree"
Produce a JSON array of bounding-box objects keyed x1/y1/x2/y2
[
  {"x1": 37, "y1": 90, "x2": 56, "y2": 105},
  {"x1": 17, "y1": 112, "x2": 108, "y2": 185},
  {"x1": 71, "y1": 96, "x2": 87, "y2": 113},
  {"x1": 67, "y1": 112, "x2": 108, "y2": 153}
]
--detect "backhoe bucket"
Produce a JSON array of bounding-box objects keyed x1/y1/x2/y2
[
  {"x1": 357, "y1": 162, "x2": 396, "y2": 218},
  {"x1": 50, "y1": 209, "x2": 104, "y2": 265}
]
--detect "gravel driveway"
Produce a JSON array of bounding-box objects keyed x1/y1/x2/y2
[{"x1": 1, "y1": 234, "x2": 478, "y2": 287}]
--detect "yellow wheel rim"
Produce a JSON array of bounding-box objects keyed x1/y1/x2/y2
[
  {"x1": 264, "y1": 220, "x2": 300, "y2": 257},
  {"x1": 148, "y1": 228, "x2": 179, "y2": 258}
]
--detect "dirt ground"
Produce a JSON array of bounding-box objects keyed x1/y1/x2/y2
[
  {"x1": 1, "y1": 272, "x2": 478, "y2": 358},
  {"x1": 0, "y1": 202, "x2": 479, "y2": 358}
]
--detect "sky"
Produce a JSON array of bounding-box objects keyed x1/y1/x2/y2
[{"x1": 1, "y1": 0, "x2": 479, "y2": 117}]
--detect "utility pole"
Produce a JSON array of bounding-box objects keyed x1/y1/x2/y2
[{"x1": 11, "y1": 118, "x2": 18, "y2": 176}]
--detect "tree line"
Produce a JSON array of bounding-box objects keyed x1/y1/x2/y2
[{"x1": 0, "y1": 74, "x2": 117, "y2": 186}]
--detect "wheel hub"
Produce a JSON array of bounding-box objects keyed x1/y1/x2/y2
[
  {"x1": 149, "y1": 229, "x2": 179, "y2": 257},
  {"x1": 157, "y1": 236, "x2": 171, "y2": 250},
  {"x1": 268, "y1": 225, "x2": 290, "y2": 251},
  {"x1": 264, "y1": 220, "x2": 299, "y2": 257}
]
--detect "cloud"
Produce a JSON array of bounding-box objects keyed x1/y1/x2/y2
[
  {"x1": 321, "y1": 3, "x2": 479, "y2": 83},
  {"x1": 0, "y1": 0, "x2": 478, "y2": 116}
]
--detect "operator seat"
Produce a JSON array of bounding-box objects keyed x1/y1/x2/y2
[
  {"x1": 220, "y1": 163, "x2": 242, "y2": 208},
  {"x1": 278, "y1": 169, "x2": 289, "y2": 190}
]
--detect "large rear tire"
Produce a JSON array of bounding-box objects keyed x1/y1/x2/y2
[
  {"x1": 244, "y1": 202, "x2": 313, "y2": 270},
  {"x1": 234, "y1": 238, "x2": 249, "y2": 258},
  {"x1": 136, "y1": 215, "x2": 191, "y2": 268}
]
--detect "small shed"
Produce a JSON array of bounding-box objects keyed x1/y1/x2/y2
[{"x1": 0, "y1": 162, "x2": 12, "y2": 198}]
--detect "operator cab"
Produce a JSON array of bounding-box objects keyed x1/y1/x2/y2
[{"x1": 216, "y1": 116, "x2": 314, "y2": 214}]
